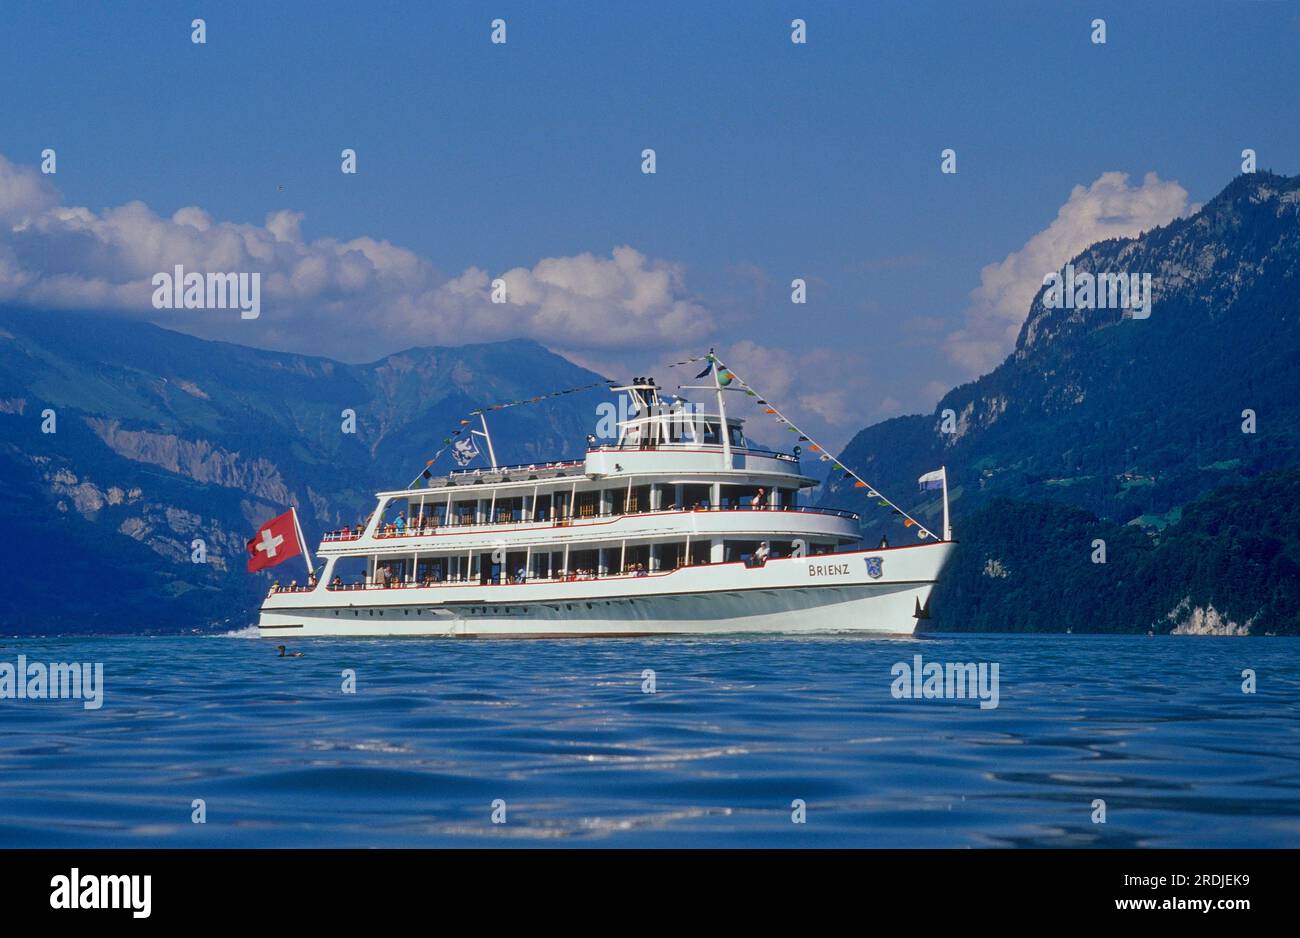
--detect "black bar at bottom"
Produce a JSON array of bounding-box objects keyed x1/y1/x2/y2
[{"x1": 2, "y1": 848, "x2": 1287, "y2": 924}]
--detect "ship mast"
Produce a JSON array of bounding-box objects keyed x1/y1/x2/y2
[
  {"x1": 714, "y1": 364, "x2": 731, "y2": 468},
  {"x1": 676, "y1": 350, "x2": 733, "y2": 469},
  {"x1": 475, "y1": 413, "x2": 498, "y2": 469}
]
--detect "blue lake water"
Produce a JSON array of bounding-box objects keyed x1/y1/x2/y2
[{"x1": 0, "y1": 633, "x2": 1296, "y2": 848}]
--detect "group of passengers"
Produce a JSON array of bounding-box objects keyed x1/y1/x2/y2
[
  {"x1": 375, "y1": 510, "x2": 441, "y2": 538},
  {"x1": 267, "y1": 573, "x2": 318, "y2": 595}
]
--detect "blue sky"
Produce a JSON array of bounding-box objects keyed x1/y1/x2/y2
[{"x1": 1, "y1": 0, "x2": 1297, "y2": 447}]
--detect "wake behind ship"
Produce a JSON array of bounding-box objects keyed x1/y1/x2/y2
[{"x1": 254, "y1": 355, "x2": 954, "y2": 637}]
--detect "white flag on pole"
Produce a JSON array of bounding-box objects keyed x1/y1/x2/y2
[{"x1": 918, "y1": 468, "x2": 945, "y2": 491}]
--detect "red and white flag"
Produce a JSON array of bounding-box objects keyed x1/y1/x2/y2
[{"x1": 246, "y1": 509, "x2": 304, "y2": 573}]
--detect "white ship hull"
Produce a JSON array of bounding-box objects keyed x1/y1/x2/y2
[{"x1": 257, "y1": 542, "x2": 953, "y2": 638}]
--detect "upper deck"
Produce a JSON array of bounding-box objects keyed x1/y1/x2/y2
[{"x1": 399, "y1": 442, "x2": 812, "y2": 497}]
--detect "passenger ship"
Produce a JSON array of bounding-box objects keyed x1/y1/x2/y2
[{"x1": 256, "y1": 370, "x2": 954, "y2": 638}]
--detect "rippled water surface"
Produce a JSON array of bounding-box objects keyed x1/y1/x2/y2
[{"x1": 0, "y1": 633, "x2": 1297, "y2": 847}]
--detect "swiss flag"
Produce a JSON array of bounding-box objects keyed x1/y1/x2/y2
[{"x1": 246, "y1": 509, "x2": 303, "y2": 573}]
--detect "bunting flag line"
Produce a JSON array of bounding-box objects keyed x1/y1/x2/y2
[
  {"x1": 409, "y1": 378, "x2": 619, "y2": 486},
  {"x1": 467, "y1": 378, "x2": 618, "y2": 416},
  {"x1": 707, "y1": 353, "x2": 938, "y2": 540}
]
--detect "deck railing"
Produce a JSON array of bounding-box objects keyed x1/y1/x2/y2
[
  {"x1": 320, "y1": 503, "x2": 859, "y2": 543},
  {"x1": 588, "y1": 443, "x2": 800, "y2": 463}
]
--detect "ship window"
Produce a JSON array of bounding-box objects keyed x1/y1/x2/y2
[
  {"x1": 626, "y1": 485, "x2": 651, "y2": 513},
  {"x1": 680, "y1": 484, "x2": 711, "y2": 510},
  {"x1": 494, "y1": 496, "x2": 524, "y2": 524},
  {"x1": 724, "y1": 540, "x2": 763, "y2": 564},
  {"x1": 575, "y1": 490, "x2": 600, "y2": 518},
  {"x1": 659, "y1": 542, "x2": 686, "y2": 570},
  {"x1": 728, "y1": 425, "x2": 745, "y2": 447},
  {"x1": 702, "y1": 422, "x2": 720, "y2": 444},
  {"x1": 329, "y1": 556, "x2": 368, "y2": 590}
]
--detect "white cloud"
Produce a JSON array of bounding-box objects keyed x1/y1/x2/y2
[
  {"x1": 718, "y1": 340, "x2": 869, "y2": 448},
  {"x1": 920, "y1": 380, "x2": 951, "y2": 409},
  {"x1": 0, "y1": 153, "x2": 711, "y2": 361},
  {"x1": 944, "y1": 171, "x2": 1194, "y2": 377}
]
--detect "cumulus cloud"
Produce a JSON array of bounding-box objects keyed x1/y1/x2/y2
[
  {"x1": 0, "y1": 154, "x2": 711, "y2": 361},
  {"x1": 720, "y1": 340, "x2": 867, "y2": 446},
  {"x1": 943, "y1": 171, "x2": 1194, "y2": 377}
]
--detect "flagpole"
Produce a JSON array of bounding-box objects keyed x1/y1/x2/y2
[
  {"x1": 710, "y1": 352, "x2": 732, "y2": 469},
  {"x1": 942, "y1": 466, "x2": 951, "y2": 541},
  {"x1": 291, "y1": 507, "x2": 314, "y2": 578}
]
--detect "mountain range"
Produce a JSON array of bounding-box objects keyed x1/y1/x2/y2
[
  {"x1": 2, "y1": 171, "x2": 1297, "y2": 635},
  {"x1": 817, "y1": 171, "x2": 1300, "y2": 634},
  {"x1": 0, "y1": 313, "x2": 610, "y2": 633}
]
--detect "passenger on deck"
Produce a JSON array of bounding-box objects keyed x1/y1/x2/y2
[
  {"x1": 395, "y1": 511, "x2": 406, "y2": 534},
  {"x1": 754, "y1": 541, "x2": 770, "y2": 567},
  {"x1": 751, "y1": 488, "x2": 766, "y2": 509}
]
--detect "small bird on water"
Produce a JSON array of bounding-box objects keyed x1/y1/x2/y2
[{"x1": 277, "y1": 645, "x2": 304, "y2": 658}]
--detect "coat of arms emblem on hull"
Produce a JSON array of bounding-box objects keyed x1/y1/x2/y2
[{"x1": 864, "y1": 556, "x2": 884, "y2": 579}]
